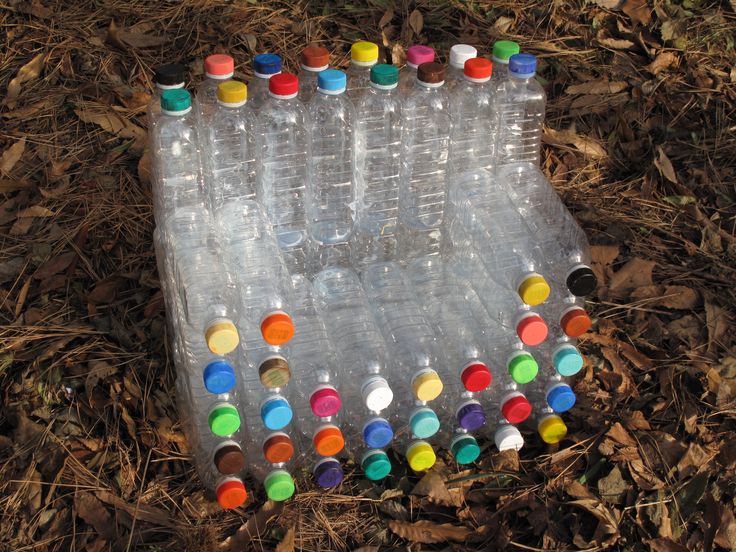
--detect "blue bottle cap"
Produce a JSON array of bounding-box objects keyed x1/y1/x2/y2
[
  {"x1": 260, "y1": 397, "x2": 293, "y2": 430},
  {"x1": 547, "y1": 384, "x2": 577, "y2": 413},
  {"x1": 318, "y1": 69, "x2": 347, "y2": 92},
  {"x1": 554, "y1": 345, "x2": 584, "y2": 376},
  {"x1": 203, "y1": 360, "x2": 236, "y2": 394},
  {"x1": 253, "y1": 53, "x2": 282, "y2": 75},
  {"x1": 410, "y1": 408, "x2": 440, "y2": 439},
  {"x1": 509, "y1": 53, "x2": 537, "y2": 77},
  {"x1": 363, "y1": 418, "x2": 393, "y2": 449},
  {"x1": 456, "y1": 401, "x2": 486, "y2": 431},
  {"x1": 160, "y1": 88, "x2": 191, "y2": 112}
]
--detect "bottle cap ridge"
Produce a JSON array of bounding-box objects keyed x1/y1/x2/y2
[
  {"x1": 362, "y1": 450, "x2": 392, "y2": 480},
  {"x1": 450, "y1": 435, "x2": 481, "y2": 464},
  {"x1": 363, "y1": 418, "x2": 393, "y2": 448},
  {"x1": 554, "y1": 345, "x2": 584, "y2": 376},
  {"x1": 517, "y1": 274, "x2": 550, "y2": 306},
  {"x1": 417, "y1": 61, "x2": 445, "y2": 84},
  {"x1": 370, "y1": 64, "x2": 399, "y2": 86},
  {"x1": 258, "y1": 355, "x2": 291, "y2": 388},
  {"x1": 411, "y1": 369, "x2": 443, "y2": 401},
  {"x1": 260, "y1": 397, "x2": 293, "y2": 430},
  {"x1": 449, "y1": 44, "x2": 477, "y2": 68},
  {"x1": 154, "y1": 63, "x2": 186, "y2": 86},
  {"x1": 560, "y1": 307, "x2": 591, "y2": 337},
  {"x1": 214, "y1": 444, "x2": 245, "y2": 474},
  {"x1": 160, "y1": 88, "x2": 192, "y2": 112},
  {"x1": 318, "y1": 69, "x2": 347, "y2": 92},
  {"x1": 538, "y1": 415, "x2": 567, "y2": 444},
  {"x1": 310, "y1": 385, "x2": 342, "y2": 417},
  {"x1": 457, "y1": 401, "x2": 486, "y2": 430},
  {"x1": 314, "y1": 458, "x2": 344, "y2": 488},
  {"x1": 261, "y1": 311, "x2": 295, "y2": 345},
  {"x1": 406, "y1": 441, "x2": 436, "y2": 472},
  {"x1": 495, "y1": 425, "x2": 525, "y2": 451},
  {"x1": 460, "y1": 361, "x2": 492, "y2": 392},
  {"x1": 269, "y1": 72, "x2": 299, "y2": 96},
  {"x1": 464, "y1": 57, "x2": 492, "y2": 79},
  {"x1": 509, "y1": 53, "x2": 537, "y2": 76},
  {"x1": 507, "y1": 352, "x2": 538, "y2": 384},
  {"x1": 313, "y1": 425, "x2": 345, "y2": 456},
  {"x1": 208, "y1": 404, "x2": 241, "y2": 436},
  {"x1": 501, "y1": 394, "x2": 532, "y2": 424},
  {"x1": 410, "y1": 408, "x2": 440, "y2": 439},
  {"x1": 516, "y1": 314, "x2": 548, "y2": 346},
  {"x1": 547, "y1": 384, "x2": 577, "y2": 413}
]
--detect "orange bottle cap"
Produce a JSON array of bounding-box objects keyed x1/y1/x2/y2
[
  {"x1": 261, "y1": 311, "x2": 295, "y2": 345},
  {"x1": 313, "y1": 425, "x2": 345, "y2": 456},
  {"x1": 216, "y1": 478, "x2": 247, "y2": 509},
  {"x1": 560, "y1": 307, "x2": 591, "y2": 337},
  {"x1": 263, "y1": 433, "x2": 294, "y2": 464}
]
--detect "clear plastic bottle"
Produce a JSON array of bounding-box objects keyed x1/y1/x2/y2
[
  {"x1": 496, "y1": 54, "x2": 546, "y2": 165},
  {"x1": 242, "y1": 414, "x2": 297, "y2": 501},
  {"x1": 491, "y1": 41, "x2": 520, "y2": 82},
  {"x1": 293, "y1": 430, "x2": 345, "y2": 489},
  {"x1": 449, "y1": 57, "x2": 497, "y2": 176},
  {"x1": 347, "y1": 41, "x2": 379, "y2": 101},
  {"x1": 445, "y1": 44, "x2": 477, "y2": 90},
  {"x1": 352, "y1": 64, "x2": 402, "y2": 267},
  {"x1": 312, "y1": 267, "x2": 394, "y2": 413},
  {"x1": 541, "y1": 290, "x2": 592, "y2": 338},
  {"x1": 205, "y1": 81, "x2": 258, "y2": 210},
  {"x1": 398, "y1": 62, "x2": 451, "y2": 259},
  {"x1": 249, "y1": 53, "x2": 282, "y2": 111},
  {"x1": 398, "y1": 45, "x2": 435, "y2": 96},
  {"x1": 495, "y1": 163, "x2": 598, "y2": 296},
  {"x1": 195, "y1": 54, "x2": 235, "y2": 124},
  {"x1": 299, "y1": 46, "x2": 330, "y2": 104},
  {"x1": 541, "y1": 332, "x2": 585, "y2": 378},
  {"x1": 257, "y1": 72, "x2": 310, "y2": 274},
  {"x1": 148, "y1": 63, "x2": 186, "y2": 131}
]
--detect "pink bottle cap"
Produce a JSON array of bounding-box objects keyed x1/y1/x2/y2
[
  {"x1": 516, "y1": 314, "x2": 548, "y2": 346},
  {"x1": 310, "y1": 385, "x2": 342, "y2": 417},
  {"x1": 407, "y1": 45, "x2": 436, "y2": 66},
  {"x1": 204, "y1": 54, "x2": 234, "y2": 76}
]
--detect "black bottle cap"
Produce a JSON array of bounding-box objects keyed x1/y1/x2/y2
[
  {"x1": 154, "y1": 63, "x2": 186, "y2": 87},
  {"x1": 567, "y1": 266, "x2": 598, "y2": 296}
]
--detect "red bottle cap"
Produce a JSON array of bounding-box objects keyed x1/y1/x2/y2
[
  {"x1": 516, "y1": 314, "x2": 548, "y2": 346},
  {"x1": 464, "y1": 57, "x2": 492, "y2": 79},
  {"x1": 205, "y1": 54, "x2": 234, "y2": 76},
  {"x1": 502, "y1": 395, "x2": 532, "y2": 424},
  {"x1": 216, "y1": 479, "x2": 247, "y2": 509},
  {"x1": 269, "y1": 73, "x2": 299, "y2": 96},
  {"x1": 460, "y1": 362, "x2": 492, "y2": 392}
]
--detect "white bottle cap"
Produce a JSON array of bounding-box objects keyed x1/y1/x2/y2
[
  {"x1": 361, "y1": 376, "x2": 393, "y2": 412},
  {"x1": 449, "y1": 44, "x2": 478, "y2": 69},
  {"x1": 494, "y1": 425, "x2": 524, "y2": 451}
]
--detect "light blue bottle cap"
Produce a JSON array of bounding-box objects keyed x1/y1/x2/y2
[
  {"x1": 410, "y1": 408, "x2": 440, "y2": 439},
  {"x1": 547, "y1": 384, "x2": 577, "y2": 413},
  {"x1": 363, "y1": 418, "x2": 393, "y2": 448},
  {"x1": 203, "y1": 360, "x2": 236, "y2": 394},
  {"x1": 253, "y1": 53, "x2": 282, "y2": 75},
  {"x1": 160, "y1": 88, "x2": 191, "y2": 112},
  {"x1": 318, "y1": 69, "x2": 347, "y2": 92},
  {"x1": 554, "y1": 345, "x2": 584, "y2": 376},
  {"x1": 260, "y1": 397, "x2": 293, "y2": 430},
  {"x1": 509, "y1": 53, "x2": 537, "y2": 77}
]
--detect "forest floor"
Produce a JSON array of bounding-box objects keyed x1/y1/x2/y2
[{"x1": 1, "y1": 0, "x2": 735, "y2": 550}]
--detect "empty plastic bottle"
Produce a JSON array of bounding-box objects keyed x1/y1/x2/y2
[
  {"x1": 398, "y1": 45, "x2": 435, "y2": 95},
  {"x1": 352, "y1": 64, "x2": 402, "y2": 266},
  {"x1": 446, "y1": 44, "x2": 477, "y2": 90},
  {"x1": 242, "y1": 416, "x2": 297, "y2": 501},
  {"x1": 347, "y1": 41, "x2": 379, "y2": 101},
  {"x1": 541, "y1": 333, "x2": 585, "y2": 377},
  {"x1": 205, "y1": 81, "x2": 257, "y2": 210},
  {"x1": 249, "y1": 53, "x2": 282, "y2": 111},
  {"x1": 196, "y1": 54, "x2": 234, "y2": 124},
  {"x1": 491, "y1": 40, "x2": 520, "y2": 82},
  {"x1": 294, "y1": 431, "x2": 344, "y2": 488},
  {"x1": 257, "y1": 73, "x2": 310, "y2": 274},
  {"x1": 496, "y1": 54, "x2": 546, "y2": 165},
  {"x1": 148, "y1": 63, "x2": 186, "y2": 130},
  {"x1": 299, "y1": 46, "x2": 330, "y2": 104},
  {"x1": 449, "y1": 57, "x2": 497, "y2": 176}
]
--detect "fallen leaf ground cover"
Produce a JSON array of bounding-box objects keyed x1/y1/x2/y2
[{"x1": 0, "y1": 0, "x2": 734, "y2": 550}]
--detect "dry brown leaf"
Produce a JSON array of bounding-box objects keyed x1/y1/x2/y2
[
  {"x1": 75, "y1": 104, "x2": 146, "y2": 150},
  {"x1": 119, "y1": 31, "x2": 168, "y2": 49},
  {"x1": 275, "y1": 527, "x2": 295, "y2": 552},
  {"x1": 630, "y1": 285, "x2": 699, "y2": 310},
  {"x1": 412, "y1": 470, "x2": 463, "y2": 507},
  {"x1": 676, "y1": 443, "x2": 716, "y2": 479},
  {"x1": 95, "y1": 490, "x2": 175, "y2": 527},
  {"x1": 88, "y1": 276, "x2": 125, "y2": 304},
  {"x1": 39, "y1": 180, "x2": 72, "y2": 199},
  {"x1": 565, "y1": 79, "x2": 628, "y2": 95},
  {"x1": 568, "y1": 498, "x2": 620, "y2": 546},
  {"x1": 220, "y1": 501, "x2": 284, "y2": 551},
  {"x1": 715, "y1": 504, "x2": 736, "y2": 549},
  {"x1": 378, "y1": 8, "x2": 394, "y2": 28},
  {"x1": 391, "y1": 43, "x2": 406, "y2": 68},
  {"x1": 543, "y1": 127, "x2": 607, "y2": 159},
  {"x1": 388, "y1": 520, "x2": 471, "y2": 544},
  {"x1": 5, "y1": 53, "x2": 45, "y2": 108},
  {"x1": 494, "y1": 16, "x2": 515, "y2": 33},
  {"x1": 598, "y1": 37, "x2": 635, "y2": 50},
  {"x1": 622, "y1": 0, "x2": 651, "y2": 25},
  {"x1": 654, "y1": 146, "x2": 677, "y2": 183},
  {"x1": 138, "y1": 150, "x2": 152, "y2": 187},
  {"x1": 34, "y1": 251, "x2": 76, "y2": 280},
  {"x1": 623, "y1": 410, "x2": 651, "y2": 431},
  {"x1": 705, "y1": 301, "x2": 730, "y2": 352},
  {"x1": 609, "y1": 257, "x2": 655, "y2": 293},
  {"x1": 646, "y1": 52, "x2": 679, "y2": 75},
  {"x1": 0, "y1": 179, "x2": 32, "y2": 193},
  {"x1": 74, "y1": 492, "x2": 116, "y2": 541},
  {"x1": 85, "y1": 359, "x2": 118, "y2": 398},
  {"x1": 408, "y1": 9, "x2": 423, "y2": 36},
  {"x1": 17, "y1": 205, "x2": 54, "y2": 218},
  {"x1": 647, "y1": 537, "x2": 690, "y2": 552},
  {"x1": 1, "y1": 138, "x2": 26, "y2": 174},
  {"x1": 591, "y1": 0, "x2": 623, "y2": 7}
]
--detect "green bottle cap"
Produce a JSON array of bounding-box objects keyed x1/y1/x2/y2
[
  {"x1": 507, "y1": 352, "x2": 538, "y2": 384},
  {"x1": 492, "y1": 40, "x2": 520, "y2": 62},
  {"x1": 160, "y1": 88, "x2": 192, "y2": 112},
  {"x1": 450, "y1": 435, "x2": 481, "y2": 464},
  {"x1": 370, "y1": 64, "x2": 399, "y2": 86},
  {"x1": 264, "y1": 470, "x2": 295, "y2": 501},
  {"x1": 208, "y1": 404, "x2": 240, "y2": 437},
  {"x1": 362, "y1": 451, "x2": 392, "y2": 480}
]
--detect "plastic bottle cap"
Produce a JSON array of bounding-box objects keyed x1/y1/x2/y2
[
  {"x1": 217, "y1": 80, "x2": 247, "y2": 104},
  {"x1": 507, "y1": 352, "x2": 538, "y2": 384},
  {"x1": 216, "y1": 478, "x2": 247, "y2": 509},
  {"x1": 457, "y1": 401, "x2": 486, "y2": 430},
  {"x1": 351, "y1": 41, "x2": 379, "y2": 63},
  {"x1": 253, "y1": 53, "x2": 282, "y2": 76},
  {"x1": 263, "y1": 433, "x2": 294, "y2": 463},
  {"x1": 260, "y1": 397, "x2": 293, "y2": 430},
  {"x1": 160, "y1": 88, "x2": 192, "y2": 113},
  {"x1": 370, "y1": 64, "x2": 399, "y2": 86},
  {"x1": 406, "y1": 45, "x2": 435, "y2": 66},
  {"x1": 154, "y1": 63, "x2": 186, "y2": 86},
  {"x1": 264, "y1": 470, "x2": 295, "y2": 502},
  {"x1": 314, "y1": 458, "x2": 344, "y2": 488},
  {"x1": 310, "y1": 385, "x2": 342, "y2": 417},
  {"x1": 495, "y1": 425, "x2": 525, "y2": 451},
  {"x1": 417, "y1": 62, "x2": 445, "y2": 84},
  {"x1": 363, "y1": 418, "x2": 394, "y2": 448},
  {"x1": 301, "y1": 45, "x2": 330, "y2": 69},
  {"x1": 258, "y1": 355, "x2": 291, "y2": 389},
  {"x1": 362, "y1": 450, "x2": 392, "y2": 481},
  {"x1": 538, "y1": 415, "x2": 567, "y2": 444},
  {"x1": 269, "y1": 73, "x2": 299, "y2": 96},
  {"x1": 547, "y1": 384, "x2": 577, "y2": 413},
  {"x1": 410, "y1": 408, "x2": 440, "y2": 439},
  {"x1": 317, "y1": 69, "x2": 347, "y2": 93},
  {"x1": 214, "y1": 443, "x2": 245, "y2": 474},
  {"x1": 361, "y1": 376, "x2": 393, "y2": 411},
  {"x1": 509, "y1": 53, "x2": 537, "y2": 77},
  {"x1": 501, "y1": 395, "x2": 532, "y2": 424},
  {"x1": 205, "y1": 54, "x2": 234, "y2": 77},
  {"x1": 464, "y1": 57, "x2": 492, "y2": 79},
  {"x1": 554, "y1": 345, "x2": 584, "y2": 376},
  {"x1": 406, "y1": 441, "x2": 436, "y2": 472},
  {"x1": 204, "y1": 320, "x2": 239, "y2": 355},
  {"x1": 203, "y1": 360, "x2": 236, "y2": 394},
  {"x1": 567, "y1": 265, "x2": 598, "y2": 296},
  {"x1": 260, "y1": 311, "x2": 295, "y2": 345},
  {"x1": 451, "y1": 435, "x2": 481, "y2": 464},
  {"x1": 449, "y1": 44, "x2": 478, "y2": 68},
  {"x1": 560, "y1": 307, "x2": 591, "y2": 337},
  {"x1": 460, "y1": 362, "x2": 492, "y2": 392},
  {"x1": 208, "y1": 404, "x2": 241, "y2": 436},
  {"x1": 516, "y1": 314, "x2": 548, "y2": 346},
  {"x1": 412, "y1": 369, "x2": 443, "y2": 401},
  {"x1": 517, "y1": 275, "x2": 551, "y2": 306},
  {"x1": 313, "y1": 425, "x2": 345, "y2": 456},
  {"x1": 492, "y1": 40, "x2": 520, "y2": 62}
]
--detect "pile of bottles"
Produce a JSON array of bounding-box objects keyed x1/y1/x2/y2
[{"x1": 149, "y1": 40, "x2": 597, "y2": 510}]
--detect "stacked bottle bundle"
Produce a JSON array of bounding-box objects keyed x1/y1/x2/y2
[{"x1": 148, "y1": 39, "x2": 596, "y2": 509}]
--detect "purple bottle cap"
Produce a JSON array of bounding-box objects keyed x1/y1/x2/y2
[
  {"x1": 314, "y1": 458, "x2": 344, "y2": 488},
  {"x1": 457, "y1": 401, "x2": 486, "y2": 430}
]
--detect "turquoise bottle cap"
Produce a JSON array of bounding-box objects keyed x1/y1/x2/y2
[
  {"x1": 553, "y1": 344, "x2": 584, "y2": 376},
  {"x1": 362, "y1": 450, "x2": 392, "y2": 480},
  {"x1": 450, "y1": 434, "x2": 481, "y2": 464},
  {"x1": 410, "y1": 407, "x2": 440, "y2": 439},
  {"x1": 160, "y1": 88, "x2": 191, "y2": 112}
]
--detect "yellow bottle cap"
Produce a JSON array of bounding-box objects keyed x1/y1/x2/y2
[
  {"x1": 351, "y1": 41, "x2": 379, "y2": 63},
  {"x1": 412, "y1": 370, "x2": 443, "y2": 401},
  {"x1": 538, "y1": 415, "x2": 568, "y2": 444},
  {"x1": 205, "y1": 321, "x2": 239, "y2": 355},
  {"x1": 406, "y1": 441, "x2": 436, "y2": 472},
  {"x1": 218, "y1": 80, "x2": 247, "y2": 103},
  {"x1": 518, "y1": 275, "x2": 551, "y2": 306}
]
